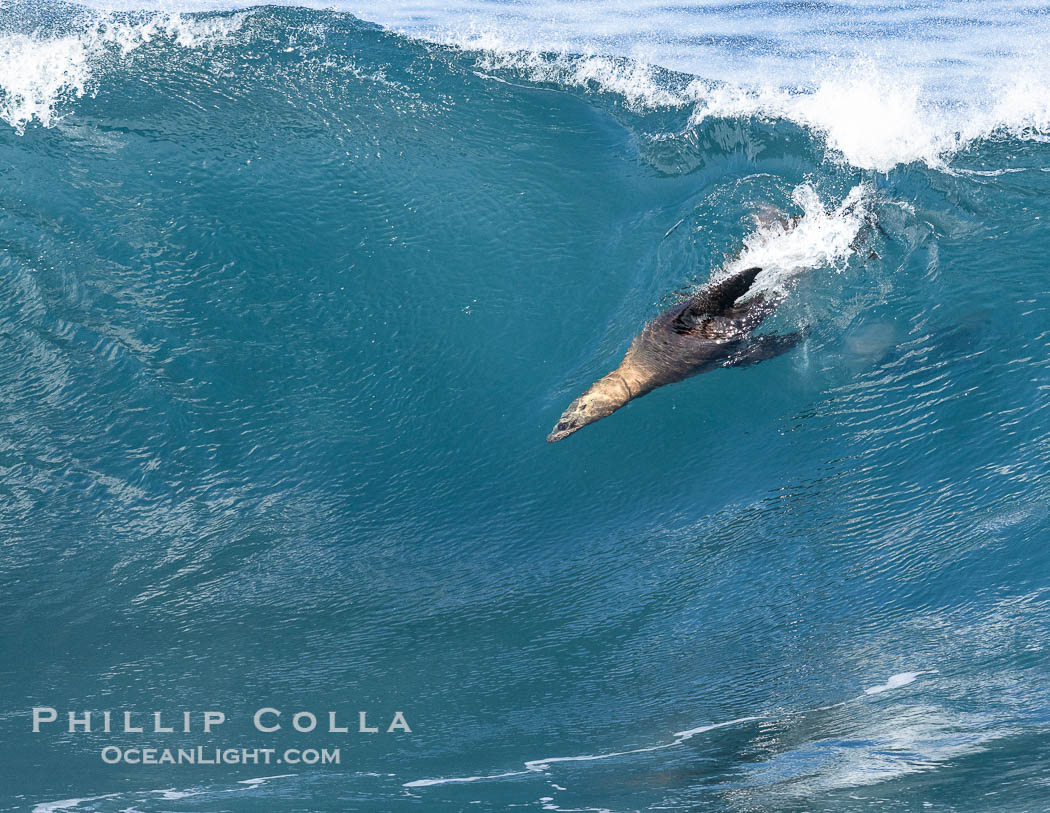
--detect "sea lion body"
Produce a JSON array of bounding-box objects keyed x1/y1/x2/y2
[{"x1": 547, "y1": 266, "x2": 801, "y2": 443}]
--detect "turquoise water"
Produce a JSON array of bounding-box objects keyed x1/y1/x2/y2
[{"x1": 2, "y1": 2, "x2": 1050, "y2": 811}]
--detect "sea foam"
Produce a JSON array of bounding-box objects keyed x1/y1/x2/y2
[
  {"x1": 688, "y1": 61, "x2": 1050, "y2": 172},
  {"x1": 723, "y1": 183, "x2": 873, "y2": 298},
  {"x1": 467, "y1": 44, "x2": 1050, "y2": 171},
  {"x1": 0, "y1": 10, "x2": 245, "y2": 132},
  {"x1": 7, "y1": 3, "x2": 1050, "y2": 173},
  {"x1": 403, "y1": 669, "x2": 933, "y2": 789}
]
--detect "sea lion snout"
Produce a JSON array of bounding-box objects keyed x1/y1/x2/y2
[
  {"x1": 546, "y1": 396, "x2": 593, "y2": 443},
  {"x1": 547, "y1": 373, "x2": 634, "y2": 442},
  {"x1": 546, "y1": 418, "x2": 578, "y2": 443}
]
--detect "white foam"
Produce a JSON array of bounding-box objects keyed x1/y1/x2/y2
[
  {"x1": 153, "y1": 773, "x2": 295, "y2": 798},
  {"x1": 742, "y1": 703, "x2": 1002, "y2": 798},
  {"x1": 404, "y1": 671, "x2": 935, "y2": 789},
  {"x1": 404, "y1": 715, "x2": 764, "y2": 788},
  {"x1": 864, "y1": 671, "x2": 931, "y2": 695},
  {"x1": 721, "y1": 182, "x2": 872, "y2": 300},
  {"x1": 32, "y1": 795, "x2": 119, "y2": 813},
  {"x1": 404, "y1": 769, "x2": 533, "y2": 788},
  {"x1": 690, "y1": 71, "x2": 946, "y2": 172},
  {"x1": 686, "y1": 60, "x2": 1050, "y2": 172},
  {"x1": 472, "y1": 47, "x2": 689, "y2": 111},
  {"x1": 10, "y1": 3, "x2": 1050, "y2": 169},
  {"x1": 155, "y1": 788, "x2": 200, "y2": 800},
  {"x1": 672, "y1": 715, "x2": 766, "y2": 740},
  {"x1": 0, "y1": 11, "x2": 246, "y2": 133},
  {"x1": 0, "y1": 32, "x2": 92, "y2": 132},
  {"x1": 31, "y1": 775, "x2": 296, "y2": 813},
  {"x1": 465, "y1": 42, "x2": 1027, "y2": 172},
  {"x1": 414, "y1": 8, "x2": 1050, "y2": 172},
  {"x1": 401, "y1": 13, "x2": 1050, "y2": 171},
  {"x1": 237, "y1": 774, "x2": 296, "y2": 786}
]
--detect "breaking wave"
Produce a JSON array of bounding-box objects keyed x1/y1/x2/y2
[
  {"x1": 4, "y1": 2, "x2": 1050, "y2": 170},
  {"x1": 6, "y1": 3, "x2": 1050, "y2": 813}
]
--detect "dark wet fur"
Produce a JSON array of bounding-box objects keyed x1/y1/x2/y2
[{"x1": 547, "y1": 265, "x2": 804, "y2": 442}]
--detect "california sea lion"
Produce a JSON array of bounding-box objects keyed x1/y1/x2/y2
[{"x1": 546, "y1": 266, "x2": 803, "y2": 443}]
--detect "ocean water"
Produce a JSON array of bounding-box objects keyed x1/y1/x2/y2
[{"x1": 2, "y1": 1, "x2": 1050, "y2": 811}]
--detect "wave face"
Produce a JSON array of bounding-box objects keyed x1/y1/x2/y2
[{"x1": 3, "y1": 3, "x2": 1050, "y2": 812}]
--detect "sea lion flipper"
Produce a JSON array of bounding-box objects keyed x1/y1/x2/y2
[
  {"x1": 674, "y1": 267, "x2": 763, "y2": 331},
  {"x1": 696, "y1": 316, "x2": 740, "y2": 340},
  {"x1": 725, "y1": 330, "x2": 806, "y2": 367}
]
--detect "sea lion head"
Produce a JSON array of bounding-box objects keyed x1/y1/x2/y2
[{"x1": 547, "y1": 372, "x2": 633, "y2": 443}]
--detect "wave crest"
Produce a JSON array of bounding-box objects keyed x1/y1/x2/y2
[
  {"x1": 5, "y1": 6, "x2": 1050, "y2": 174},
  {"x1": 689, "y1": 63, "x2": 1050, "y2": 172},
  {"x1": 0, "y1": 9, "x2": 246, "y2": 133}
]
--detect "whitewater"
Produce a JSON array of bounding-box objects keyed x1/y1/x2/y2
[{"x1": 5, "y1": 2, "x2": 1050, "y2": 168}]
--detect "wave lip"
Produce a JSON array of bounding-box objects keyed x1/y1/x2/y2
[
  {"x1": 686, "y1": 60, "x2": 1050, "y2": 172},
  {"x1": 0, "y1": 30, "x2": 94, "y2": 132},
  {"x1": 6, "y1": 5, "x2": 1050, "y2": 173},
  {"x1": 0, "y1": 8, "x2": 246, "y2": 133},
  {"x1": 470, "y1": 49, "x2": 1050, "y2": 172}
]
